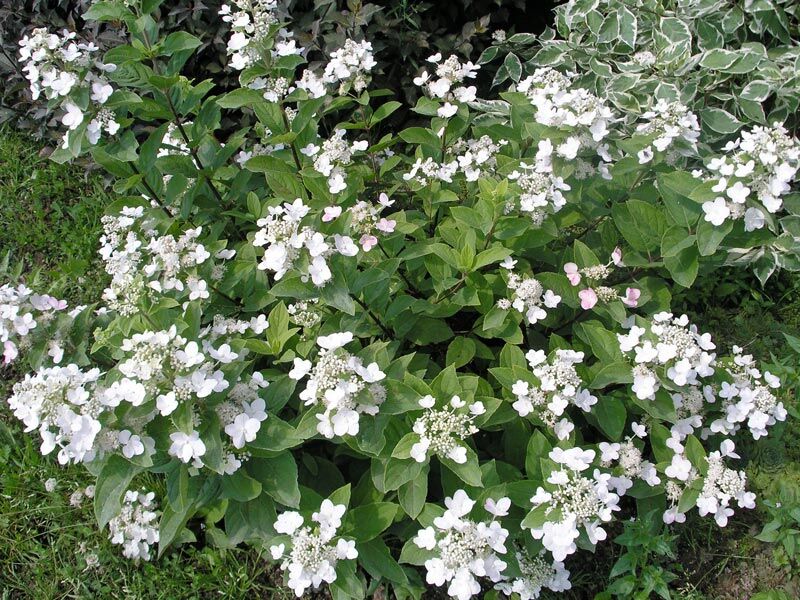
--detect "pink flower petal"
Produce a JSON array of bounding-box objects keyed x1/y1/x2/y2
[
  {"x1": 622, "y1": 287, "x2": 640, "y2": 307},
  {"x1": 376, "y1": 218, "x2": 396, "y2": 233},
  {"x1": 360, "y1": 234, "x2": 378, "y2": 252},
  {"x1": 322, "y1": 206, "x2": 342, "y2": 222},
  {"x1": 564, "y1": 262, "x2": 581, "y2": 286},
  {"x1": 611, "y1": 247, "x2": 623, "y2": 266},
  {"x1": 579, "y1": 288, "x2": 598, "y2": 310}
]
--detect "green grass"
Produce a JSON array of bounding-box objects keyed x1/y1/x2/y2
[{"x1": 0, "y1": 126, "x2": 109, "y2": 304}]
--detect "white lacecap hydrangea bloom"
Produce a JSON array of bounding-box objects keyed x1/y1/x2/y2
[
  {"x1": 701, "y1": 123, "x2": 800, "y2": 230},
  {"x1": 403, "y1": 136, "x2": 508, "y2": 185},
  {"x1": 709, "y1": 345, "x2": 786, "y2": 440},
  {"x1": 269, "y1": 499, "x2": 357, "y2": 597},
  {"x1": 303, "y1": 130, "x2": 368, "y2": 194},
  {"x1": 413, "y1": 53, "x2": 479, "y2": 106},
  {"x1": 219, "y1": 0, "x2": 280, "y2": 70},
  {"x1": 18, "y1": 27, "x2": 120, "y2": 146},
  {"x1": 498, "y1": 268, "x2": 561, "y2": 325},
  {"x1": 414, "y1": 490, "x2": 509, "y2": 600},
  {"x1": 494, "y1": 551, "x2": 571, "y2": 599},
  {"x1": 253, "y1": 198, "x2": 361, "y2": 286},
  {"x1": 288, "y1": 331, "x2": 385, "y2": 438},
  {"x1": 618, "y1": 312, "x2": 716, "y2": 401},
  {"x1": 511, "y1": 349, "x2": 596, "y2": 440},
  {"x1": 343, "y1": 196, "x2": 397, "y2": 252},
  {"x1": 99, "y1": 206, "x2": 219, "y2": 314},
  {"x1": 7, "y1": 364, "x2": 104, "y2": 464},
  {"x1": 408, "y1": 394, "x2": 484, "y2": 464},
  {"x1": 323, "y1": 39, "x2": 376, "y2": 94},
  {"x1": 1, "y1": 283, "x2": 68, "y2": 365},
  {"x1": 525, "y1": 447, "x2": 621, "y2": 561},
  {"x1": 634, "y1": 99, "x2": 700, "y2": 163},
  {"x1": 662, "y1": 439, "x2": 755, "y2": 527},
  {"x1": 108, "y1": 489, "x2": 160, "y2": 561}
]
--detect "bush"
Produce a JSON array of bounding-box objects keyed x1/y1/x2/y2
[{"x1": 4, "y1": 0, "x2": 800, "y2": 598}]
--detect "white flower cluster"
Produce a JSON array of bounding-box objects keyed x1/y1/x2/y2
[
  {"x1": 340, "y1": 195, "x2": 396, "y2": 252},
  {"x1": 518, "y1": 67, "x2": 614, "y2": 149},
  {"x1": 701, "y1": 123, "x2": 800, "y2": 230},
  {"x1": 709, "y1": 345, "x2": 786, "y2": 440},
  {"x1": 634, "y1": 99, "x2": 700, "y2": 164},
  {"x1": 526, "y1": 447, "x2": 621, "y2": 561},
  {"x1": 413, "y1": 53, "x2": 479, "y2": 108},
  {"x1": 617, "y1": 313, "x2": 716, "y2": 401},
  {"x1": 270, "y1": 500, "x2": 358, "y2": 597},
  {"x1": 323, "y1": 39, "x2": 376, "y2": 94},
  {"x1": 99, "y1": 206, "x2": 218, "y2": 314},
  {"x1": 219, "y1": 0, "x2": 279, "y2": 70},
  {"x1": 403, "y1": 136, "x2": 508, "y2": 185},
  {"x1": 598, "y1": 425, "x2": 661, "y2": 488},
  {"x1": 8, "y1": 364, "x2": 103, "y2": 464},
  {"x1": 1, "y1": 283, "x2": 68, "y2": 365},
  {"x1": 510, "y1": 349, "x2": 597, "y2": 440},
  {"x1": 494, "y1": 551, "x2": 571, "y2": 599},
  {"x1": 413, "y1": 490, "x2": 509, "y2": 600},
  {"x1": 18, "y1": 27, "x2": 119, "y2": 145},
  {"x1": 218, "y1": 376, "x2": 269, "y2": 451},
  {"x1": 497, "y1": 267, "x2": 561, "y2": 325},
  {"x1": 302, "y1": 130, "x2": 368, "y2": 194},
  {"x1": 506, "y1": 157, "x2": 572, "y2": 225},
  {"x1": 289, "y1": 332, "x2": 385, "y2": 438},
  {"x1": 108, "y1": 489, "x2": 160, "y2": 561},
  {"x1": 235, "y1": 124, "x2": 285, "y2": 165},
  {"x1": 253, "y1": 198, "x2": 361, "y2": 286},
  {"x1": 564, "y1": 248, "x2": 640, "y2": 310},
  {"x1": 662, "y1": 440, "x2": 754, "y2": 527},
  {"x1": 408, "y1": 395, "x2": 484, "y2": 464}
]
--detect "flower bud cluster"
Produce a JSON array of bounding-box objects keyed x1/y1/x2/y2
[
  {"x1": 511, "y1": 349, "x2": 596, "y2": 440},
  {"x1": 494, "y1": 551, "x2": 571, "y2": 599},
  {"x1": 253, "y1": 198, "x2": 361, "y2": 286},
  {"x1": 269, "y1": 500, "x2": 358, "y2": 597},
  {"x1": 408, "y1": 395, "x2": 484, "y2": 464},
  {"x1": 413, "y1": 490, "x2": 509, "y2": 600},
  {"x1": 220, "y1": 0, "x2": 280, "y2": 70},
  {"x1": 701, "y1": 123, "x2": 800, "y2": 230},
  {"x1": 526, "y1": 447, "x2": 621, "y2": 561},
  {"x1": 288, "y1": 332, "x2": 385, "y2": 438},
  {"x1": 1, "y1": 283, "x2": 69, "y2": 365},
  {"x1": 108, "y1": 489, "x2": 160, "y2": 561},
  {"x1": 403, "y1": 135, "x2": 508, "y2": 185},
  {"x1": 618, "y1": 312, "x2": 716, "y2": 400},
  {"x1": 340, "y1": 194, "x2": 396, "y2": 251},
  {"x1": 598, "y1": 424, "x2": 660, "y2": 488},
  {"x1": 18, "y1": 27, "x2": 119, "y2": 146}
]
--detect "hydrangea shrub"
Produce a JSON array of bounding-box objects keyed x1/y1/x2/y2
[{"x1": 5, "y1": 0, "x2": 799, "y2": 597}]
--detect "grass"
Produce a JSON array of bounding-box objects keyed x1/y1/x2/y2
[
  {"x1": 1, "y1": 128, "x2": 800, "y2": 599},
  {"x1": 0, "y1": 126, "x2": 109, "y2": 303}
]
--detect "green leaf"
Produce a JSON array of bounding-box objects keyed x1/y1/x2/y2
[
  {"x1": 663, "y1": 245, "x2": 700, "y2": 287},
  {"x1": 342, "y1": 503, "x2": 398, "y2": 541},
  {"x1": 441, "y1": 447, "x2": 483, "y2": 487},
  {"x1": 657, "y1": 171, "x2": 704, "y2": 228},
  {"x1": 399, "y1": 474, "x2": 428, "y2": 519},
  {"x1": 593, "y1": 396, "x2": 627, "y2": 440},
  {"x1": 399, "y1": 127, "x2": 440, "y2": 148},
  {"x1": 503, "y1": 53, "x2": 523, "y2": 82},
  {"x1": 220, "y1": 469, "x2": 262, "y2": 502},
  {"x1": 94, "y1": 456, "x2": 142, "y2": 528},
  {"x1": 357, "y1": 538, "x2": 408, "y2": 584},
  {"x1": 701, "y1": 108, "x2": 742, "y2": 135},
  {"x1": 160, "y1": 32, "x2": 202, "y2": 55},
  {"x1": 696, "y1": 219, "x2": 733, "y2": 256},
  {"x1": 446, "y1": 337, "x2": 477, "y2": 369},
  {"x1": 370, "y1": 101, "x2": 401, "y2": 125},
  {"x1": 249, "y1": 454, "x2": 301, "y2": 507}
]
